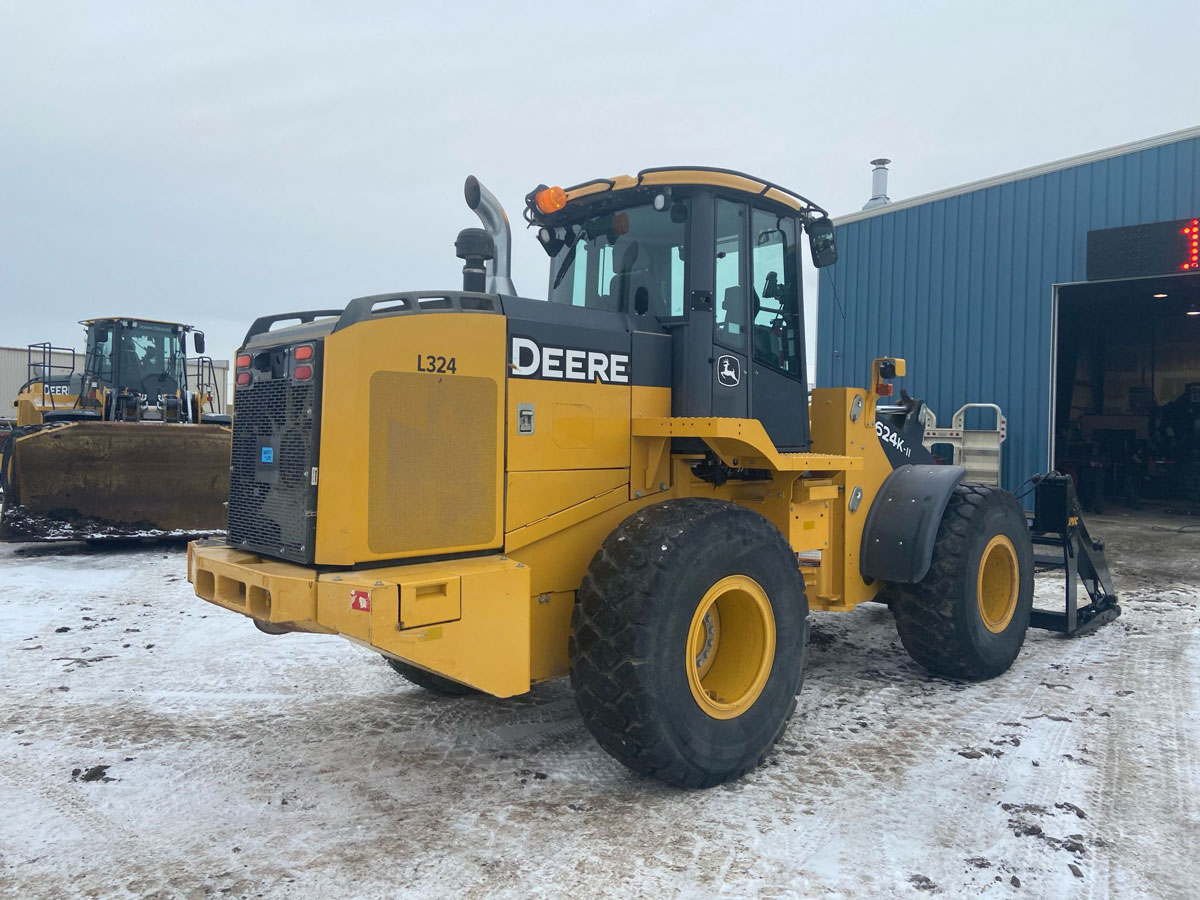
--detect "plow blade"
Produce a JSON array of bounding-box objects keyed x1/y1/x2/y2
[{"x1": 0, "y1": 421, "x2": 230, "y2": 541}]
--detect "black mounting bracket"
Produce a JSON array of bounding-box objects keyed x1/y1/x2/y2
[{"x1": 1028, "y1": 473, "x2": 1121, "y2": 637}]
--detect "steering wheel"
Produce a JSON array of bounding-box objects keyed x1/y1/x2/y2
[{"x1": 142, "y1": 372, "x2": 179, "y2": 401}]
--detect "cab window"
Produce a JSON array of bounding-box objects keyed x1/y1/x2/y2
[
  {"x1": 714, "y1": 198, "x2": 745, "y2": 349},
  {"x1": 750, "y1": 209, "x2": 801, "y2": 378},
  {"x1": 86, "y1": 323, "x2": 114, "y2": 384},
  {"x1": 549, "y1": 199, "x2": 689, "y2": 318}
]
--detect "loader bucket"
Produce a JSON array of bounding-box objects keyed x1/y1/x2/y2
[{"x1": 0, "y1": 421, "x2": 230, "y2": 541}]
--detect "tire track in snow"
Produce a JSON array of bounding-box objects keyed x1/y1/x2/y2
[
  {"x1": 1, "y1": 524, "x2": 1198, "y2": 900},
  {"x1": 1092, "y1": 598, "x2": 1200, "y2": 900}
]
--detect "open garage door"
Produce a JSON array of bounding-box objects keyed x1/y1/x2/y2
[{"x1": 1053, "y1": 272, "x2": 1200, "y2": 513}]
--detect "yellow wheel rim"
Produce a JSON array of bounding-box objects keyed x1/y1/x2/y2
[
  {"x1": 685, "y1": 575, "x2": 776, "y2": 719},
  {"x1": 977, "y1": 535, "x2": 1019, "y2": 634}
]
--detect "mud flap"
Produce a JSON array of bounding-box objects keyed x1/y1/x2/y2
[
  {"x1": 1, "y1": 421, "x2": 230, "y2": 540},
  {"x1": 860, "y1": 464, "x2": 967, "y2": 584}
]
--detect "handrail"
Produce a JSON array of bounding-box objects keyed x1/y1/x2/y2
[
  {"x1": 242, "y1": 309, "x2": 345, "y2": 345},
  {"x1": 333, "y1": 291, "x2": 501, "y2": 332},
  {"x1": 188, "y1": 355, "x2": 223, "y2": 413},
  {"x1": 24, "y1": 342, "x2": 76, "y2": 409}
]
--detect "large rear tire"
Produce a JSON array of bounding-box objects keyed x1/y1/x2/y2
[
  {"x1": 383, "y1": 657, "x2": 478, "y2": 697},
  {"x1": 890, "y1": 483, "x2": 1033, "y2": 680},
  {"x1": 569, "y1": 498, "x2": 808, "y2": 788}
]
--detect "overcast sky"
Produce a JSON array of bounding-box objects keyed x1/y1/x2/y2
[{"x1": 2, "y1": 1, "x2": 1197, "y2": 373}]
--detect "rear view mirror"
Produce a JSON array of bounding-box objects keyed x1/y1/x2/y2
[
  {"x1": 194, "y1": 332, "x2": 206, "y2": 354},
  {"x1": 806, "y1": 216, "x2": 838, "y2": 268}
]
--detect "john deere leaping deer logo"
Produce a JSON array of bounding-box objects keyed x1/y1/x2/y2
[{"x1": 716, "y1": 355, "x2": 741, "y2": 387}]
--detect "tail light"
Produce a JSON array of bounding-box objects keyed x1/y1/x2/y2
[{"x1": 292, "y1": 344, "x2": 315, "y2": 379}]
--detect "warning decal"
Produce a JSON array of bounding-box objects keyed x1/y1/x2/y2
[{"x1": 350, "y1": 589, "x2": 371, "y2": 612}]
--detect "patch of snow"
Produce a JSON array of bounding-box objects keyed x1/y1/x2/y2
[{"x1": 0, "y1": 512, "x2": 1197, "y2": 898}]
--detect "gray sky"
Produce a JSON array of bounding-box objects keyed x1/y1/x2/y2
[{"x1": 2, "y1": 1, "x2": 1197, "y2": 370}]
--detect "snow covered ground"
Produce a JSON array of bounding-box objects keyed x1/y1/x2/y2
[{"x1": 0, "y1": 511, "x2": 1197, "y2": 899}]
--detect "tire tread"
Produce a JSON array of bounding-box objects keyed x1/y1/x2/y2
[
  {"x1": 384, "y1": 657, "x2": 477, "y2": 696},
  {"x1": 569, "y1": 498, "x2": 805, "y2": 788},
  {"x1": 890, "y1": 483, "x2": 1030, "y2": 680}
]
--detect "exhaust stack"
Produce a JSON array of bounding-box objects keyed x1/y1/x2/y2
[
  {"x1": 862, "y1": 158, "x2": 891, "y2": 211},
  {"x1": 464, "y1": 175, "x2": 517, "y2": 295}
]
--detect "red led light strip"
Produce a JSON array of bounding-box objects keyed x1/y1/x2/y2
[{"x1": 1184, "y1": 218, "x2": 1200, "y2": 271}]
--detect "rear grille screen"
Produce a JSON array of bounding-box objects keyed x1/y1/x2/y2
[
  {"x1": 228, "y1": 370, "x2": 319, "y2": 563},
  {"x1": 367, "y1": 371, "x2": 497, "y2": 555}
]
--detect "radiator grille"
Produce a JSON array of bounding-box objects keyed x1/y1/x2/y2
[
  {"x1": 367, "y1": 371, "x2": 497, "y2": 555},
  {"x1": 228, "y1": 371, "x2": 319, "y2": 563}
]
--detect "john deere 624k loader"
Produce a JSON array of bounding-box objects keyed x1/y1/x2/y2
[{"x1": 188, "y1": 168, "x2": 1118, "y2": 786}]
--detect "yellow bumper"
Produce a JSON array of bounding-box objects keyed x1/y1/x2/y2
[{"x1": 188, "y1": 542, "x2": 532, "y2": 697}]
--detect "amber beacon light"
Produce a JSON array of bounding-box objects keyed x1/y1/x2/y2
[{"x1": 535, "y1": 185, "x2": 567, "y2": 214}]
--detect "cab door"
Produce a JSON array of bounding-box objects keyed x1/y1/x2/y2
[
  {"x1": 710, "y1": 197, "x2": 750, "y2": 418},
  {"x1": 666, "y1": 193, "x2": 808, "y2": 448},
  {"x1": 747, "y1": 207, "x2": 809, "y2": 450}
]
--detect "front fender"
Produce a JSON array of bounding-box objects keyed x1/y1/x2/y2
[{"x1": 860, "y1": 464, "x2": 966, "y2": 584}]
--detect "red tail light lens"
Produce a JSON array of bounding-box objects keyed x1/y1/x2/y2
[
  {"x1": 236, "y1": 353, "x2": 251, "y2": 369},
  {"x1": 236, "y1": 372, "x2": 251, "y2": 386},
  {"x1": 294, "y1": 364, "x2": 313, "y2": 381},
  {"x1": 294, "y1": 344, "x2": 314, "y2": 361}
]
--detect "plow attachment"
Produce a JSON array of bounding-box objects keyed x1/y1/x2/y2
[
  {"x1": 0, "y1": 421, "x2": 230, "y2": 541},
  {"x1": 1028, "y1": 473, "x2": 1121, "y2": 636}
]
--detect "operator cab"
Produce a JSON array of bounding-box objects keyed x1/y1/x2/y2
[
  {"x1": 79, "y1": 317, "x2": 208, "y2": 420},
  {"x1": 526, "y1": 168, "x2": 837, "y2": 451}
]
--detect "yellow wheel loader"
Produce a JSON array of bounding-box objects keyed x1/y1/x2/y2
[
  {"x1": 187, "y1": 169, "x2": 1119, "y2": 787},
  {"x1": 1, "y1": 318, "x2": 231, "y2": 541}
]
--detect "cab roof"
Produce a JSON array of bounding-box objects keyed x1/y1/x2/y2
[
  {"x1": 551, "y1": 166, "x2": 829, "y2": 219},
  {"x1": 80, "y1": 317, "x2": 194, "y2": 330}
]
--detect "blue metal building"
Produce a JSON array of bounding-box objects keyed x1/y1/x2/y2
[{"x1": 817, "y1": 125, "x2": 1200, "y2": 491}]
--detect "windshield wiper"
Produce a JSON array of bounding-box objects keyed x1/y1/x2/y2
[{"x1": 551, "y1": 226, "x2": 584, "y2": 290}]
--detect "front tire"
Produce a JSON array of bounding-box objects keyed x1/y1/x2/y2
[
  {"x1": 569, "y1": 499, "x2": 808, "y2": 788},
  {"x1": 890, "y1": 483, "x2": 1033, "y2": 680}
]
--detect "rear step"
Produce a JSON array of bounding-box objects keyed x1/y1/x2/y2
[{"x1": 1027, "y1": 473, "x2": 1121, "y2": 637}]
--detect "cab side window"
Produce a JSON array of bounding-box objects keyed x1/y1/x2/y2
[
  {"x1": 88, "y1": 324, "x2": 114, "y2": 384},
  {"x1": 750, "y1": 209, "x2": 801, "y2": 378},
  {"x1": 549, "y1": 200, "x2": 689, "y2": 319},
  {"x1": 714, "y1": 198, "x2": 746, "y2": 349}
]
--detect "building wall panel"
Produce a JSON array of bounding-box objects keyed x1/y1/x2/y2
[{"x1": 818, "y1": 133, "x2": 1200, "y2": 488}]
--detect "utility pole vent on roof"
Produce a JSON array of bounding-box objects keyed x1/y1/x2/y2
[{"x1": 862, "y1": 158, "x2": 891, "y2": 210}]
